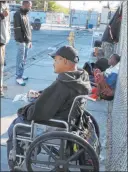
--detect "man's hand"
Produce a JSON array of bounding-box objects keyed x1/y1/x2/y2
[
  {"x1": 3, "y1": 9, "x2": 9, "y2": 17},
  {"x1": 27, "y1": 90, "x2": 40, "y2": 99},
  {"x1": 29, "y1": 42, "x2": 32, "y2": 49}
]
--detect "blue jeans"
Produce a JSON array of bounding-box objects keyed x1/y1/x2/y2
[{"x1": 16, "y1": 42, "x2": 29, "y2": 79}]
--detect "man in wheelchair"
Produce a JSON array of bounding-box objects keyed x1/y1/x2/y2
[{"x1": 7, "y1": 46, "x2": 92, "y2": 171}]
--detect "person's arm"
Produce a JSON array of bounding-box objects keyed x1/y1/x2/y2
[
  {"x1": 23, "y1": 15, "x2": 32, "y2": 44},
  {"x1": 0, "y1": 8, "x2": 9, "y2": 20},
  {"x1": 26, "y1": 82, "x2": 68, "y2": 121},
  {"x1": 105, "y1": 73, "x2": 118, "y2": 88},
  {"x1": 13, "y1": 12, "x2": 24, "y2": 42},
  {"x1": 0, "y1": 13, "x2": 4, "y2": 20}
]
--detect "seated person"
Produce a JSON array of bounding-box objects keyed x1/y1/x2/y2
[
  {"x1": 7, "y1": 46, "x2": 92, "y2": 171},
  {"x1": 90, "y1": 54, "x2": 120, "y2": 100},
  {"x1": 94, "y1": 40, "x2": 102, "y2": 48},
  {"x1": 93, "y1": 47, "x2": 104, "y2": 60},
  {"x1": 95, "y1": 58, "x2": 110, "y2": 72},
  {"x1": 83, "y1": 58, "x2": 109, "y2": 83}
]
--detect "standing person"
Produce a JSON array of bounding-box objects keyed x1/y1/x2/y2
[
  {"x1": 0, "y1": 0, "x2": 10, "y2": 97},
  {"x1": 14, "y1": 1, "x2": 32, "y2": 86},
  {"x1": 101, "y1": 6, "x2": 122, "y2": 59}
]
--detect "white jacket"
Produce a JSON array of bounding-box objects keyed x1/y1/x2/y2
[{"x1": 0, "y1": 2, "x2": 10, "y2": 44}]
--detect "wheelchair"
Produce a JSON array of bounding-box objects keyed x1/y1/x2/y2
[{"x1": 9, "y1": 95, "x2": 100, "y2": 172}]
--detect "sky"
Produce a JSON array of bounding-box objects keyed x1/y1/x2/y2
[{"x1": 56, "y1": 1, "x2": 120, "y2": 12}]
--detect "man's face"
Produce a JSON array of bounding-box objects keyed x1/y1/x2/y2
[
  {"x1": 23, "y1": 2, "x2": 32, "y2": 11},
  {"x1": 53, "y1": 55, "x2": 66, "y2": 73}
]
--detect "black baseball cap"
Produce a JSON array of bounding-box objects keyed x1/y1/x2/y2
[{"x1": 49, "y1": 46, "x2": 79, "y2": 63}]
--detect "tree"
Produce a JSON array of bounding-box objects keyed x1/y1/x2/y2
[
  {"x1": 15, "y1": 0, "x2": 20, "y2": 4},
  {"x1": 48, "y1": 1, "x2": 69, "y2": 14},
  {"x1": 15, "y1": 0, "x2": 69, "y2": 13},
  {"x1": 32, "y1": 0, "x2": 45, "y2": 10}
]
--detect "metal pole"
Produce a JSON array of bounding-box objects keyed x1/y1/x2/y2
[{"x1": 69, "y1": 1, "x2": 72, "y2": 27}]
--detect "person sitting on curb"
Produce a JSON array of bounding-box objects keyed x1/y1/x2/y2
[
  {"x1": 90, "y1": 54, "x2": 120, "y2": 100},
  {"x1": 94, "y1": 47, "x2": 104, "y2": 60},
  {"x1": 94, "y1": 40, "x2": 102, "y2": 48},
  {"x1": 83, "y1": 58, "x2": 109, "y2": 83},
  {"x1": 7, "y1": 46, "x2": 92, "y2": 171}
]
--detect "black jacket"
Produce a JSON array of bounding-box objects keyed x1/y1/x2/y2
[
  {"x1": 17, "y1": 69, "x2": 91, "y2": 122},
  {"x1": 13, "y1": 8, "x2": 32, "y2": 43},
  {"x1": 102, "y1": 6, "x2": 122, "y2": 43}
]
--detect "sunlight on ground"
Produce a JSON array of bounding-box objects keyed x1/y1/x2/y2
[{"x1": 1, "y1": 114, "x2": 17, "y2": 136}]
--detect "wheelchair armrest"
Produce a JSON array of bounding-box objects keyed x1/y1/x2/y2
[
  {"x1": 34, "y1": 119, "x2": 68, "y2": 131},
  {"x1": 49, "y1": 119, "x2": 68, "y2": 131}
]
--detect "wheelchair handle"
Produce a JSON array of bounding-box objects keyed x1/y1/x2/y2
[{"x1": 68, "y1": 95, "x2": 95, "y2": 124}]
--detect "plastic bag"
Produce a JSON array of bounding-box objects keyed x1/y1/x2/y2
[
  {"x1": 13, "y1": 93, "x2": 28, "y2": 103},
  {"x1": 13, "y1": 90, "x2": 39, "y2": 103}
]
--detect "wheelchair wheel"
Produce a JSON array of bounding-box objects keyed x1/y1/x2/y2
[{"x1": 26, "y1": 131, "x2": 99, "y2": 172}]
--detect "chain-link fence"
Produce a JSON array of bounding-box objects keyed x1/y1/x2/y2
[{"x1": 106, "y1": 1, "x2": 127, "y2": 171}]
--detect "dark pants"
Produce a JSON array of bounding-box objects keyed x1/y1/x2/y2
[{"x1": 7, "y1": 116, "x2": 31, "y2": 171}]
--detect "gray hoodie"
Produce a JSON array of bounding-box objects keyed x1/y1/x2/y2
[
  {"x1": 0, "y1": 2, "x2": 10, "y2": 44},
  {"x1": 18, "y1": 69, "x2": 91, "y2": 122}
]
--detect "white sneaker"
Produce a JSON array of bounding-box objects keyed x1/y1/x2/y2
[
  {"x1": 16, "y1": 78, "x2": 26, "y2": 86},
  {"x1": 22, "y1": 76, "x2": 28, "y2": 80}
]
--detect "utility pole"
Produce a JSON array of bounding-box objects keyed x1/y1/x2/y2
[
  {"x1": 69, "y1": 1, "x2": 72, "y2": 27},
  {"x1": 43, "y1": 1, "x2": 48, "y2": 12}
]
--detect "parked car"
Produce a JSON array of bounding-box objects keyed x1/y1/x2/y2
[{"x1": 9, "y1": 4, "x2": 46, "y2": 30}]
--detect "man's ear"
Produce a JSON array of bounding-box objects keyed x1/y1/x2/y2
[{"x1": 64, "y1": 58, "x2": 67, "y2": 64}]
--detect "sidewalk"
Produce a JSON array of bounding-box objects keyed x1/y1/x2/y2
[{"x1": 1, "y1": 30, "x2": 109, "y2": 171}]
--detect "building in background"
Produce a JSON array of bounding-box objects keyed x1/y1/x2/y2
[
  {"x1": 46, "y1": 12, "x2": 69, "y2": 24},
  {"x1": 70, "y1": 9, "x2": 100, "y2": 28}
]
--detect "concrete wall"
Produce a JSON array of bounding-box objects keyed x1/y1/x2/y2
[{"x1": 106, "y1": 1, "x2": 127, "y2": 171}]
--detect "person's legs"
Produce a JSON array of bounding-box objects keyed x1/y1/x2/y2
[
  {"x1": 101, "y1": 42, "x2": 114, "y2": 59},
  {"x1": 99, "y1": 81, "x2": 114, "y2": 97},
  {"x1": 90, "y1": 69, "x2": 114, "y2": 100},
  {"x1": 94, "y1": 70, "x2": 114, "y2": 97},
  {"x1": 16, "y1": 42, "x2": 26, "y2": 86},
  {"x1": 0, "y1": 45, "x2": 5, "y2": 96},
  {"x1": 22, "y1": 44, "x2": 29, "y2": 80},
  {"x1": 7, "y1": 116, "x2": 31, "y2": 171},
  {"x1": 24, "y1": 44, "x2": 29, "y2": 64}
]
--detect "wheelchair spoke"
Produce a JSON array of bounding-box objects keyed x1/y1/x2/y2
[
  {"x1": 47, "y1": 145, "x2": 59, "y2": 157},
  {"x1": 26, "y1": 132, "x2": 99, "y2": 172},
  {"x1": 65, "y1": 148, "x2": 84, "y2": 163},
  {"x1": 50, "y1": 166, "x2": 57, "y2": 172},
  {"x1": 59, "y1": 139, "x2": 65, "y2": 160},
  {"x1": 41, "y1": 143, "x2": 58, "y2": 161}
]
